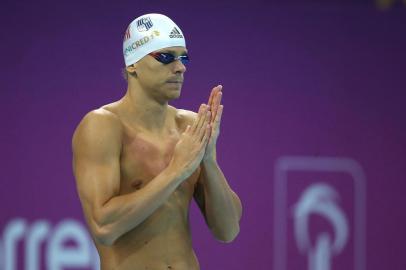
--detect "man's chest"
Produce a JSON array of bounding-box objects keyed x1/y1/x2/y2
[{"x1": 118, "y1": 127, "x2": 199, "y2": 195}]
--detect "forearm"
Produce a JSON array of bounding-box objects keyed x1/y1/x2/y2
[
  {"x1": 94, "y1": 166, "x2": 183, "y2": 245},
  {"x1": 200, "y1": 158, "x2": 242, "y2": 242}
]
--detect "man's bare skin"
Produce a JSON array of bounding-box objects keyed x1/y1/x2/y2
[{"x1": 72, "y1": 46, "x2": 242, "y2": 269}]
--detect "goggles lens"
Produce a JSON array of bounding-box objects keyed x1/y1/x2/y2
[{"x1": 149, "y1": 52, "x2": 190, "y2": 65}]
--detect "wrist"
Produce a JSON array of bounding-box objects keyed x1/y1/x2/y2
[
  {"x1": 164, "y1": 162, "x2": 184, "y2": 183},
  {"x1": 203, "y1": 146, "x2": 217, "y2": 162},
  {"x1": 202, "y1": 154, "x2": 217, "y2": 166}
]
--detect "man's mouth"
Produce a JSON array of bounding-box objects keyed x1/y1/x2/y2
[{"x1": 166, "y1": 77, "x2": 183, "y2": 83}]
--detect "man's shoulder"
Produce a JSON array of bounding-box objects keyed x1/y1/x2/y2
[
  {"x1": 79, "y1": 108, "x2": 122, "y2": 129},
  {"x1": 72, "y1": 108, "x2": 122, "y2": 144}
]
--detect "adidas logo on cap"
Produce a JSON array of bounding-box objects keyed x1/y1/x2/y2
[{"x1": 169, "y1": 27, "x2": 183, "y2": 38}]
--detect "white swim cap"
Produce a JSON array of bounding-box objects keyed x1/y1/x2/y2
[{"x1": 123, "y1": 13, "x2": 186, "y2": 67}]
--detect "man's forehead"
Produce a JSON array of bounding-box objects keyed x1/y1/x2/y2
[{"x1": 156, "y1": 46, "x2": 188, "y2": 54}]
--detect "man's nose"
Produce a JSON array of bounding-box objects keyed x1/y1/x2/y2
[{"x1": 173, "y1": 60, "x2": 186, "y2": 73}]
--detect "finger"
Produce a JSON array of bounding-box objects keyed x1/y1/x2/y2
[
  {"x1": 211, "y1": 91, "x2": 223, "y2": 124},
  {"x1": 213, "y1": 105, "x2": 223, "y2": 129},
  {"x1": 197, "y1": 109, "x2": 210, "y2": 136},
  {"x1": 193, "y1": 104, "x2": 208, "y2": 135},
  {"x1": 207, "y1": 87, "x2": 217, "y2": 107},
  {"x1": 184, "y1": 125, "x2": 191, "y2": 134},
  {"x1": 200, "y1": 123, "x2": 211, "y2": 144},
  {"x1": 208, "y1": 85, "x2": 221, "y2": 107},
  {"x1": 216, "y1": 89, "x2": 223, "y2": 106},
  {"x1": 192, "y1": 104, "x2": 205, "y2": 132}
]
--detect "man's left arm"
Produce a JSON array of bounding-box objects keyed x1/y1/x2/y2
[
  {"x1": 195, "y1": 153, "x2": 242, "y2": 243},
  {"x1": 193, "y1": 85, "x2": 243, "y2": 243}
]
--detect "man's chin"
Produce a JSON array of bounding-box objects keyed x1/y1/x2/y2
[
  {"x1": 167, "y1": 90, "x2": 181, "y2": 100},
  {"x1": 165, "y1": 84, "x2": 182, "y2": 98}
]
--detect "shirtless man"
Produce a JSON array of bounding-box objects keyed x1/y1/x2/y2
[{"x1": 72, "y1": 14, "x2": 242, "y2": 269}]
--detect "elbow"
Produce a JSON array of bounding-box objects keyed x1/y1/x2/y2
[
  {"x1": 92, "y1": 209, "x2": 118, "y2": 246},
  {"x1": 93, "y1": 224, "x2": 117, "y2": 246},
  {"x1": 214, "y1": 225, "x2": 240, "y2": 243}
]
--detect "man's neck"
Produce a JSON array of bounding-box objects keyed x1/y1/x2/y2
[{"x1": 121, "y1": 84, "x2": 171, "y2": 134}]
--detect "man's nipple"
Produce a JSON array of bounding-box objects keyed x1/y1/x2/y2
[{"x1": 131, "y1": 179, "x2": 143, "y2": 190}]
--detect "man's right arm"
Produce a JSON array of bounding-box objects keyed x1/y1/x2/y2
[{"x1": 72, "y1": 106, "x2": 210, "y2": 246}]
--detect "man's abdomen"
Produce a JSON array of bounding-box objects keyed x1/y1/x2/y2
[{"x1": 97, "y1": 196, "x2": 199, "y2": 270}]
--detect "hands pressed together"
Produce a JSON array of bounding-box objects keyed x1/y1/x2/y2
[
  {"x1": 205, "y1": 85, "x2": 223, "y2": 160},
  {"x1": 169, "y1": 85, "x2": 223, "y2": 179}
]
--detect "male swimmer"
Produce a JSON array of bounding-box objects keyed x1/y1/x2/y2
[{"x1": 72, "y1": 13, "x2": 242, "y2": 270}]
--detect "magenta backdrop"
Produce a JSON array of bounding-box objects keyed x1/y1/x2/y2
[{"x1": 1, "y1": 0, "x2": 405, "y2": 269}]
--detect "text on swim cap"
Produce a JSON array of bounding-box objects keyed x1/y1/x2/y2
[{"x1": 124, "y1": 31, "x2": 160, "y2": 57}]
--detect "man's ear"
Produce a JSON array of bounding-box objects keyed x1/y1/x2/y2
[{"x1": 126, "y1": 64, "x2": 137, "y2": 77}]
